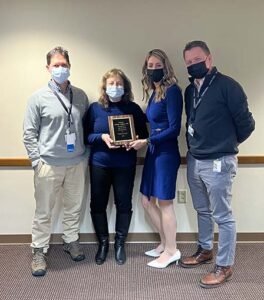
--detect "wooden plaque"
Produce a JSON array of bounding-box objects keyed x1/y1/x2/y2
[{"x1": 108, "y1": 114, "x2": 136, "y2": 145}]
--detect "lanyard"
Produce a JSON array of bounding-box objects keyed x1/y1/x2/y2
[
  {"x1": 49, "y1": 82, "x2": 73, "y2": 129},
  {"x1": 190, "y1": 72, "x2": 217, "y2": 122}
]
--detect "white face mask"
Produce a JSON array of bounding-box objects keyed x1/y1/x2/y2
[
  {"x1": 51, "y1": 66, "x2": 70, "y2": 84},
  {"x1": 106, "y1": 85, "x2": 124, "y2": 102}
]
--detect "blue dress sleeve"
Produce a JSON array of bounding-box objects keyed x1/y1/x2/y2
[
  {"x1": 150, "y1": 86, "x2": 183, "y2": 145},
  {"x1": 184, "y1": 85, "x2": 193, "y2": 149},
  {"x1": 133, "y1": 103, "x2": 149, "y2": 139}
]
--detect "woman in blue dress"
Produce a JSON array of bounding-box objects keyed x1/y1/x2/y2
[{"x1": 129, "y1": 49, "x2": 183, "y2": 268}]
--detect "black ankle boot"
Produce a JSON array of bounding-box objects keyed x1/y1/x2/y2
[
  {"x1": 114, "y1": 212, "x2": 132, "y2": 265},
  {"x1": 95, "y1": 237, "x2": 109, "y2": 265},
  {"x1": 114, "y1": 235, "x2": 126, "y2": 265},
  {"x1": 91, "y1": 212, "x2": 109, "y2": 265}
]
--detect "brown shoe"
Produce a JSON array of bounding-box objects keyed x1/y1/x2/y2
[
  {"x1": 180, "y1": 246, "x2": 213, "y2": 268},
  {"x1": 199, "y1": 265, "x2": 233, "y2": 288}
]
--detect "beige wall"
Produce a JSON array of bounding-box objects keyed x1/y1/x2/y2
[
  {"x1": 0, "y1": 0, "x2": 263, "y2": 235},
  {"x1": 1, "y1": 166, "x2": 264, "y2": 235}
]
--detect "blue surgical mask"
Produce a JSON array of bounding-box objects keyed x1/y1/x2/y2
[
  {"x1": 106, "y1": 85, "x2": 124, "y2": 102},
  {"x1": 51, "y1": 66, "x2": 70, "y2": 84}
]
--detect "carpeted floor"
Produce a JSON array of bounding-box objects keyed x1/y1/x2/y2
[{"x1": 0, "y1": 243, "x2": 264, "y2": 300}]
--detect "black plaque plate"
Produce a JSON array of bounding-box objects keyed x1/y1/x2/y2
[{"x1": 108, "y1": 114, "x2": 136, "y2": 145}]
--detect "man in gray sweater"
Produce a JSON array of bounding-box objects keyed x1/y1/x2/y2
[{"x1": 23, "y1": 46, "x2": 89, "y2": 276}]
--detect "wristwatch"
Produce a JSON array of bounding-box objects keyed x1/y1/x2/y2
[{"x1": 146, "y1": 138, "x2": 151, "y2": 145}]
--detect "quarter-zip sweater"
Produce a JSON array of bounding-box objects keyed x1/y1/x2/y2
[{"x1": 185, "y1": 67, "x2": 255, "y2": 159}]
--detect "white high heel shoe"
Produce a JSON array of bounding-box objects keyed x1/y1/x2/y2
[
  {"x1": 145, "y1": 249, "x2": 163, "y2": 258},
  {"x1": 147, "y1": 250, "x2": 181, "y2": 269}
]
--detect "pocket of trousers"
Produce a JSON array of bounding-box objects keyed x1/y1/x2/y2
[
  {"x1": 34, "y1": 160, "x2": 44, "y2": 175},
  {"x1": 222, "y1": 156, "x2": 237, "y2": 175}
]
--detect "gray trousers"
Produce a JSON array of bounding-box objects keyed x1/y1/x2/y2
[{"x1": 187, "y1": 152, "x2": 238, "y2": 266}]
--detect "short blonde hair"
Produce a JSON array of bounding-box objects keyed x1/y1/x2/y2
[
  {"x1": 142, "y1": 49, "x2": 179, "y2": 102},
  {"x1": 98, "y1": 69, "x2": 134, "y2": 108}
]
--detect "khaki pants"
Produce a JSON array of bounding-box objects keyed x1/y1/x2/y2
[{"x1": 31, "y1": 159, "x2": 87, "y2": 253}]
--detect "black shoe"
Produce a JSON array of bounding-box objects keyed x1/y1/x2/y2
[
  {"x1": 95, "y1": 238, "x2": 109, "y2": 265},
  {"x1": 114, "y1": 237, "x2": 126, "y2": 265},
  {"x1": 114, "y1": 212, "x2": 132, "y2": 265},
  {"x1": 91, "y1": 212, "x2": 109, "y2": 265}
]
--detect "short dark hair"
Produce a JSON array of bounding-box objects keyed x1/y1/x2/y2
[
  {"x1": 46, "y1": 46, "x2": 70, "y2": 66},
  {"x1": 183, "y1": 41, "x2": 211, "y2": 57}
]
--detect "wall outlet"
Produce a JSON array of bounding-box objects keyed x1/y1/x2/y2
[{"x1": 177, "y1": 189, "x2": 187, "y2": 204}]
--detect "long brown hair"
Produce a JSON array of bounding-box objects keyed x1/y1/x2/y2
[
  {"x1": 98, "y1": 69, "x2": 134, "y2": 108},
  {"x1": 142, "y1": 49, "x2": 179, "y2": 102}
]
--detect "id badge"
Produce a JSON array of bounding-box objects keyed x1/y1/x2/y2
[
  {"x1": 65, "y1": 132, "x2": 76, "y2": 152},
  {"x1": 213, "y1": 160, "x2": 221, "y2": 172},
  {"x1": 188, "y1": 124, "x2": 194, "y2": 137}
]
